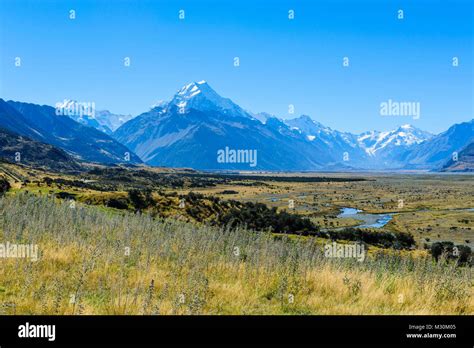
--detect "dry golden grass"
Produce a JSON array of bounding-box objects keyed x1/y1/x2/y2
[{"x1": 0, "y1": 194, "x2": 472, "y2": 315}]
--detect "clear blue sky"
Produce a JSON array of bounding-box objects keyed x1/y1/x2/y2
[{"x1": 0, "y1": 0, "x2": 472, "y2": 134}]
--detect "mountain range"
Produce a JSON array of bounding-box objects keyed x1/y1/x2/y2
[
  {"x1": 1, "y1": 81, "x2": 472, "y2": 172},
  {"x1": 113, "y1": 81, "x2": 473, "y2": 171},
  {"x1": 55, "y1": 100, "x2": 134, "y2": 135},
  {"x1": 113, "y1": 82, "x2": 331, "y2": 170},
  {"x1": 0, "y1": 99, "x2": 141, "y2": 165}
]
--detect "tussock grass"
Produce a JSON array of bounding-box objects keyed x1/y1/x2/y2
[{"x1": 0, "y1": 193, "x2": 471, "y2": 314}]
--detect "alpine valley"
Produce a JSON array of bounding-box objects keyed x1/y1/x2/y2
[{"x1": 1, "y1": 84, "x2": 473, "y2": 317}]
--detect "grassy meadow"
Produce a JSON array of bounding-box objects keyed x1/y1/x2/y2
[{"x1": 0, "y1": 193, "x2": 472, "y2": 315}]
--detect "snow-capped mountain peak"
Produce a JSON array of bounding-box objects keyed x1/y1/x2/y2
[
  {"x1": 358, "y1": 124, "x2": 432, "y2": 156},
  {"x1": 57, "y1": 99, "x2": 134, "y2": 135},
  {"x1": 150, "y1": 100, "x2": 168, "y2": 110},
  {"x1": 94, "y1": 110, "x2": 134, "y2": 133},
  {"x1": 285, "y1": 115, "x2": 333, "y2": 137},
  {"x1": 169, "y1": 81, "x2": 250, "y2": 118},
  {"x1": 176, "y1": 81, "x2": 206, "y2": 99},
  {"x1": 55, "y1": 99, "x2": 96, "y2": 119}
]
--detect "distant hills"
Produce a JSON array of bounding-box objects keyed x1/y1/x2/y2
[
  {"x1": 0, "y1": 127, "x2": 81, "y2": 171},
  {"x1": 442, "y1": 141, "x2": 474, "y2": 172},
  {"x1": 0, "y1": 99, "x2": 141, "y2": 165},
  {"x1": 401, "y1": 120, "x2": 474, "y2": 170},
  {"x1": 1, "y1": 82, "x2": 472, "y2": 171}
]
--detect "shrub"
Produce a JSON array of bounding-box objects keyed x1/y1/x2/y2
[
  {"x1": 430, "y1": 241, "x2": 472, "y2": 266},
  {"x1": 105, "y1": 197, "x2": 129, "y2": 210},
  {"x1": 0, "y1": 177, "x2": 10, "y2": 195},
  {"x1": 456, "y1": 245, "x2": 472, "y2": 266},
  {"x1": 430, "y1": 241, "x2": 454, "y2": 262},
  {"x1": 218, "y1": 201, "x2": 318, "y2": 235},
  {"x1": 324, "y1": 228, "x2": 416, "y2": 250},
  {"x1": 128, "y1": 189, "x2": 155, "y2": 211},
  {"x1": 56, "y1": 191, "x2": 76, "y2": 200}
]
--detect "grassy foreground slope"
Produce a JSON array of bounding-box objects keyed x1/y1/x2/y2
[{"x1": 0, "y1": 194, "x2": 472, "y2": 315}]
